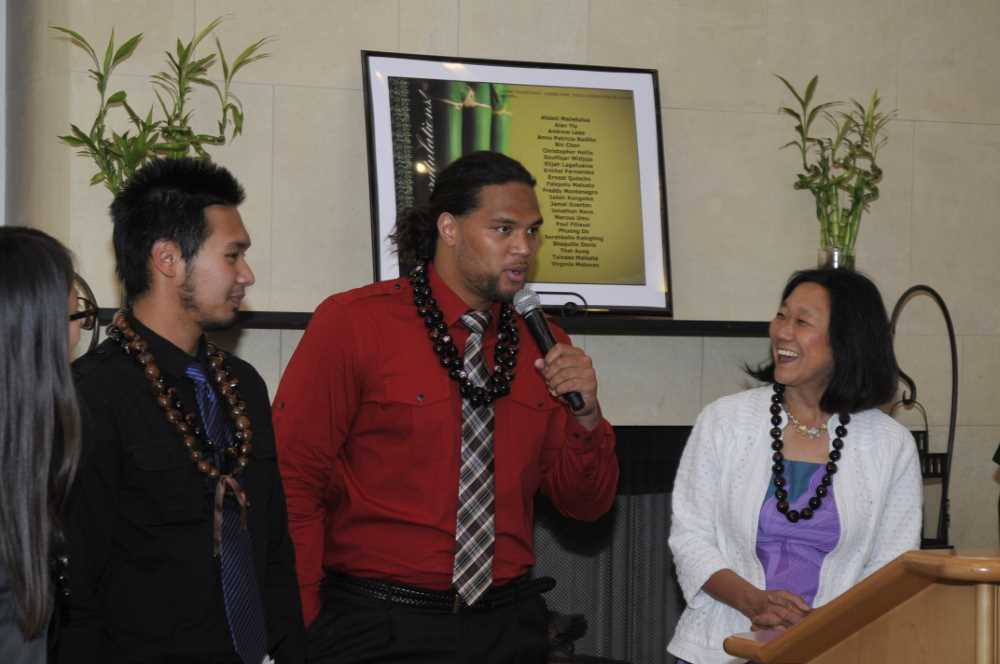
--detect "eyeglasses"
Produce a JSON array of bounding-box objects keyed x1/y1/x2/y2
[{"x1": 70, "y1": 296, "x2": 99, "y2": 331}]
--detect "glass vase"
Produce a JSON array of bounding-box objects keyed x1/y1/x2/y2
[{"x1": 818, "y1": 246, "x2": 855, "y2": 270}]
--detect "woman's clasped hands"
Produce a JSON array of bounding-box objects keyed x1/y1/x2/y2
[{"x1": 745, "y1": 588, "x2": 812, "y2": 631}]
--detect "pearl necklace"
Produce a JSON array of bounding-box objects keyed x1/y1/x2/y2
[{"x1": 783, "y1": 406, "x2": 828, "y2": 439}]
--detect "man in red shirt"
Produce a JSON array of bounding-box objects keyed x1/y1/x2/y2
[{"x1": 273, "y1": 151, "x2": 619, "y2": 663}]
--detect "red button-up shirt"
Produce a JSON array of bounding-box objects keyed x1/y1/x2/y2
[{"x1": 273, "y1": 266, "x2": 619, "y2": 625}]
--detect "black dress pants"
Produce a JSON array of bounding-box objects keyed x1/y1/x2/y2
[{"x1": 306, "y1": 585, "x2": 549, "y2": 664}]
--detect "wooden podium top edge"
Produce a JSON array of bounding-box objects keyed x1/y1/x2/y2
[{"x1": 902, "y1": 548, "x2": 1000, "y2": 582}]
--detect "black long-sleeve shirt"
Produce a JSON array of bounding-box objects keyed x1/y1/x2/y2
[{"x1": 57, "y1": 314, "x2": 304, "y2": 663}]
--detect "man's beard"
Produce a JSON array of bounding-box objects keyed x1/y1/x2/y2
[
  {"x1": 179, "y1": 272, "x2": 239, "y2": 330},
  {"x1": 464, "y1": 271, "x2": 516, "y2": 304}
]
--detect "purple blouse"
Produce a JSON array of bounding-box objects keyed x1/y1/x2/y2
[
  {"x1": 675, "y1": 461, "x2": 840, "y2": 664},
  {"x1": 756, "y1": 460, "x2": 840, "y2": 606}
]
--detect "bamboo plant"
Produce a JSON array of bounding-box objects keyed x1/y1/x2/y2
[
  {"x1": 777, "y1": 75, "x2": 894, "y2": 263},
  {"x1": 52, "y1": 17, "x2": 270, "y2": 194}
]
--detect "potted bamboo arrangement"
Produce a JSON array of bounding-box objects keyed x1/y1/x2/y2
[
  {"x1": 53, "y1": 17, "x2": 269, "y2": 194},
  {"x1": 777, "y1": 75, "x2": 894, "y2": 269}
]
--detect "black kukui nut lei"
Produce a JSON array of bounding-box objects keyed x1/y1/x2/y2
[
  {"x1": 408, "y1": 263, "x2": 519, "y2": 409},
  {"x1": 770, "y1": 382, "x2": 849, "y2": 523}
]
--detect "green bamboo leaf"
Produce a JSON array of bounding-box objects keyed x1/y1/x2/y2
[
  {"x1": 90, "y1": 172, "x2": 106, "y2": 185},
  {"x1": 120, "y1": 99, "x2": 143, "y2": 126},
  {"x1": 803, "y1": 76, "x2": 818, "y2": 106},
  {"x1": 102, "y1": 29, "x2": 115, "y2": 76},
  {"x1": 191, "y1": 16, "x2": 225, "y2": 52},
  {"x1": 59, "y1": 134, "x2": 86, "y2": 147},
  {"x1": 151, "y1": 75, "x2": 179, "y2": 95},
  {"x1": 232, "y1": 107, "x2": 244, "y2": 136},
  {"x1": 867, "y1": 90, "x2": 880, "y2": 116},
  {"x1": 779, "y1": 106, "x2": 802, "y2": 122},
  {"x1": 229, "y1": 37, "x2": 272, "y2": 78},
  {"x1": 230, "y1": 51, "x2": 268, "y2": 78},
  {"x1": 774, "y1": 74, "x2": 805, "y2": 107},
  {"x1": 50, "y1": 26, "x2": 100, "y2": 67},
  {"x1": 70, "y1": 124, "x2": 96, "y2": 149},
  {"x1": 805, "y1": 102, "x2": 839, "y2": 134},
  {"x1": 107, "y1": 90, "x2": 127, "y2": 105},
  {"x1": 112, "y1": 33, "x2": 143, "y2": 68},
  {"x1": 188, "y1": 54, "x2": 217, "y2": 76},
  {"x1": 215, "y1": 37, "x2": 231, "y2": 82},
  {"x1": 153, "y1": 89, "x2": 172, "y2": 117},
  {"x1": 833, "y1": 119, "x2": 853, "y2": 149},
  {"x1": 165, "y1": 50, "x2": 181, "y2": 74},
  {"x1": 192, "y1": 76, "x2": 222, "y2": 93},
  {"x1": 779, "y1": 140, "x2": 802, "y2": 151}
]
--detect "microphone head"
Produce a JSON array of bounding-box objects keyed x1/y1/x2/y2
[{"x1": 512, "y1": 287, "x2": 542, "y2": 316}]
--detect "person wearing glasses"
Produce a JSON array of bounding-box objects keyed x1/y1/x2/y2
[
  {"x1": 0, "y1": 227, "x2": 82, "y2": 662},
  {"x1": 69, "y1": 291, "x2": 99, "y2": 349}
]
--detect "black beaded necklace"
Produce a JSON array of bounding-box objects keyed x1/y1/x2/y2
[
  {"x1": 769, "y1": 383, "x2": 849, "y2": 523},
  {"x1": 408, "y1": 263, "x2": 519, "y2": 408}
]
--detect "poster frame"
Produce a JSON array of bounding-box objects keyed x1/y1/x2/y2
[{"x1": 361, "y1": 50, "x2": 672, "y2": 315}]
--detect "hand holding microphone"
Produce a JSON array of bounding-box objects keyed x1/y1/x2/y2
[{"x1": 513, "y1": 288, "x2": 597, "y2": 421}]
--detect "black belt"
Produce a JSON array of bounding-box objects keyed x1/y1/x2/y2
[{"x1": 322, "y1": 571, "x2": 556, "y2": 614}]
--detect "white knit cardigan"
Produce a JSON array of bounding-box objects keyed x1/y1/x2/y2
[{"x1": 667, "y1": 386, "x2": 922, "y2": 664}]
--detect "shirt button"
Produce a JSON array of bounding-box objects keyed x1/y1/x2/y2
[{"x1": 416, "y1": 393, "x2": 425, "y2": 402}]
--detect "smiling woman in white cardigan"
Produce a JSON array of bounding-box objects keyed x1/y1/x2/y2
[{"x1": 668, "y1": 268, "x2": 922, "y2": 664}]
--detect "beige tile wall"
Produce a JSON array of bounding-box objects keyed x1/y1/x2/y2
[{"x1": 15, "y1": 0, "x2": 1000, "y2": 549}]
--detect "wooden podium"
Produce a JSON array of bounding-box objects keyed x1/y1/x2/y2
[{"x1": 724, "y1": 550, "x2": 1000, "y2": 664}]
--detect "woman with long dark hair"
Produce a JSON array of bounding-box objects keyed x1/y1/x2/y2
[
  {"x1": 0, "y1": 226, "x2": 83, "y2": 660},
  {"x1": 668, "y1": 268, "x2": 922, "y2": 664}
]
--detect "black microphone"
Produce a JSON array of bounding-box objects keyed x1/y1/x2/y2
[{"x1": 513, "y1": 287, "x2": 585, "y2": 412}]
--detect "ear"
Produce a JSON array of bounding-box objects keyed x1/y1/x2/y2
[
  {"x1": 437, "y1": 212, "x2": 459, "y2": 248},
  {"x1": 150, "y1": 239, "x2": 182, "y2": 280}
]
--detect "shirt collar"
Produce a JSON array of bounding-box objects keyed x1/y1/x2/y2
[
  {"x1": 125, "y1": 311, "x2": 209, "y2": 379},
  {"x1": 426, "y1": 263, "x2": 501, "y2": 329}
]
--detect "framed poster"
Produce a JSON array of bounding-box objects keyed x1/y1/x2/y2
[{"x1": 362, "y1": 51, "x2": 672, "y2": 315}]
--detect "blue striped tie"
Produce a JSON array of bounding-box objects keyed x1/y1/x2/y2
[{"x1": 186, "y1": 363, "x2": 268, "y2": 664}]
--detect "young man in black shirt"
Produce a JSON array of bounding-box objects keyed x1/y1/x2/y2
[{"x1": 58, "y1": 158, "x2": 304, "y2": 663}]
